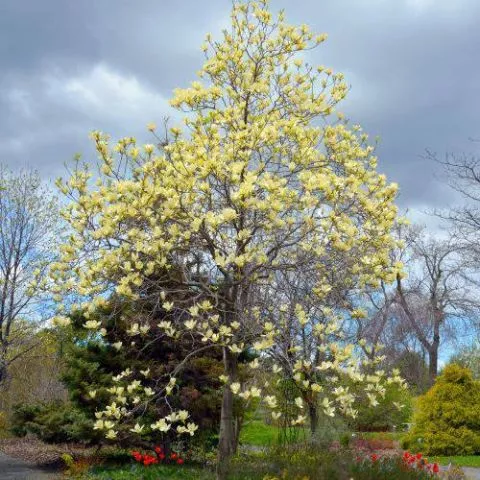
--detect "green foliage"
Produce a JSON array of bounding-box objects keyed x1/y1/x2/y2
[
  {"x1": 10, "y1": 401, "x2": 95, "y2": 443},
  {"x1": 402, "y1": 364, "x2": 480, "y2": 455},
  {"x1": 347, "y1": 381, "x2": 413, "y2": 432}
]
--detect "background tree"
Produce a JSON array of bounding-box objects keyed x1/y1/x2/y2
[
  {"x1": 429, "y1": 143, "x2": 480, "y2": 262},
  {"x1": 52, "y1": 1, "x2": 402, "y2": 477},
  {"x1": 449, "y1": 342, "x2": 480, "y2": 379},
  {"x1": 394, "y1": 227, "x2": 476, "y2": 380},
  {"x1": 0, "y1": 166, "x2": 59, "y2": 386},
  {"x1": 0, "y1": 328, "x2": 66, "y2": 415},
  {"x1": 356, "y1": 223, "x2": 477, "y2": 383}
]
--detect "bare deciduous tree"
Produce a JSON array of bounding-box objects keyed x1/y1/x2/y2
[
  {"x1": 356, "y1": 224, "x2": 478, "y2": 383},
  {"x1": 0, "y1": 167, "x2": 59, "y2": 385}
]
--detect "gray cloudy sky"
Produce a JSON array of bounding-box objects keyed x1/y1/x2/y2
[{"x1": 1, "y1": 0, "x2": 479, "y2": 222}]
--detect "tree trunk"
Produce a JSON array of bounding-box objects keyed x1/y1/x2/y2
[
  {"x1": 0, "y1": 351, "x2": 9, "y2": 390},
  {"x1": 216, "y1": 347, "x2": 238, "y2": 480},
  {"x1": 428, "y1": 343, "x2": 439, "y2": 383},
  {"x1": 308, "y1": 403, "x2": 318, "y2": 437}
]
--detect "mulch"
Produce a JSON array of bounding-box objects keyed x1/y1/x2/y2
[{"x1": 0, "y1": 437, "x2": 94, "y2": 468}]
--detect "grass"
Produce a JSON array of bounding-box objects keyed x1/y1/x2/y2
[
  {"x1": 239, "y1": 419, "x2": 280, "y2": 446},
  {"x1": 431, "y1": 456, "x2": 480, "y2": 467}
]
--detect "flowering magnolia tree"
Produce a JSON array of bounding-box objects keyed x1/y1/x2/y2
[{"x1": 51, "y1": 1, "x2": 403, "y2": 477}]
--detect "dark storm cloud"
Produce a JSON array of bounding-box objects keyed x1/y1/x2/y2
[{"x1": 1, "y1": 0, "x2": 479, "y2": 216}]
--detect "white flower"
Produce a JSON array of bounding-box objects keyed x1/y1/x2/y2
[
  {"x1": 84, "y1": 320, "x2": 102, "y2": 330},
  {"x1": 139, "y1": 324, "x2": 150, "y2": 335},
  {"x1": 144, "y1": 387, "x2": 155, "y2": 397},
  {"x1": 93, "y1": 419, "x2": 104, "y2": 430},
  {"x1": 177, "y1": 410, "x2": 189, "y2": 422},
  {"x1": 230, "y1": 382, "x2": 241, "y2": 394},
  {"x1": 367, "y1": 393, "x2": 379, "y2": 407},
  {"x1": 52, "y1": 315, "x2": 71, "y2": 327},
  {"x1": 162, "y1": 302, "x2": 174, "y2": 311},
  {"x1": 292, "y1": 415, "x2": 307, "y2": 425},
  {"x1": 112, "y1": 341, "x2": 123, "y2": 351},
  {"x1": 130, "y1": 423, "x2": 145, "y2": 434},
  {"x1": 295, "y1": 397, "x2": 304, "y2": 409},
  {"x1": 250, "y1": 387, "x2": 261, "y2": 398},
  {"x1": 151, "y1": 418, "x2": 170, "y2": 432},
  {"x1": 105, "y1": 429, "x2": 117, "y2": 440},
  {"x1": 184, "y1": 319, "x2": 197, "y2": 330},
  {"x1": 185, "y1": 422, "x2": 198, "y2": 436},
  {"x1": 127, "y1": 380, "x2": 141, "y2": 393},
  {"x1": 127, "y1": 323, "x2": 139, "y2": 336},
  {"x1": 265, "y1": 396, "x2": 277, "y2": 409},
  {"x1": 249, "y1": 358, "x2": 260, "y2": 369}
]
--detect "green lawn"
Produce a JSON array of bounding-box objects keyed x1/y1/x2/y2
[
  {"x1": 432, "y1": 456, "x2": 480, "y2": 467},
  {"x1": 239, "y1": 419, "x2": 279, "y2": 446}
]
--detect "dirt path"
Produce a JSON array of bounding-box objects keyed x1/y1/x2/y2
[
  {"x1": 0, "y1": 452, "x2": 58, "y2": 479},
  {"x1": 460, "y1": 467, "x2": 480, "y2": 480}
]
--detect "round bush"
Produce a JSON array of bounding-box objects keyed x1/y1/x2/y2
[{"x1": 402, "y1": 364, "x2": 480, "y2": 455}]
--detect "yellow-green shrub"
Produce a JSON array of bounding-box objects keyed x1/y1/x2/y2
[{"x1": 402, "y1": 364, "x2": 480, "y2": 455}]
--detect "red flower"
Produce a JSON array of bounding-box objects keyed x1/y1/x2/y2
[
  {"x1": 177, "y1": 458, "x2": 184, "y2": 465},
  {"x1": 433, "y1": 463, "x2": 440, "y2": 473},
  {"x1": 154, "y1": 446, "x2": 162, "y2": 454},
  {"x1": 416, "y1": 453, "x2": 423, "y2": 460},
  {"x1": 143, "y1": 454, "x2": 158, "y2": 466},
  {"x1": 370, "y1": 454, "x2": 379, "y2": 463},
  {"x1": 170, "y1": 453, "x2": 178, "y2": 460},
  {"x1": 131, "y1": 451, "x2": 143, "y2": 462}
]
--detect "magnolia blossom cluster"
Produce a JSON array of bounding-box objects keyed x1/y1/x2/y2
[{"x1": 90, "y1": 364, "x2": 198, "y2": 441}]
